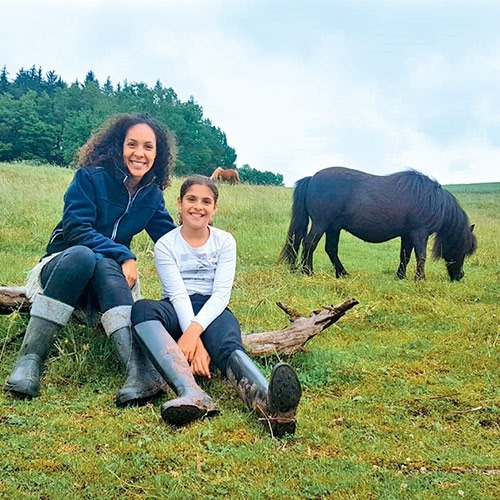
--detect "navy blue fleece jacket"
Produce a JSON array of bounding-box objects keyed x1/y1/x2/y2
[{"x1": 45, "y1": 165, "x2": 176, "y2": 263}]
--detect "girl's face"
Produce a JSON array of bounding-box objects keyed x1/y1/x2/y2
[
  {"x1": 122, "y1": 123, "x2": 157, "y2": 183},
  {"x1": 177, "y1": 184, "x2": 218, "y2": 230}
]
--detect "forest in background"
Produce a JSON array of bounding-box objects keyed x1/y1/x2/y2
[{"x1": 0, "y1": 65, "x2": 284, "y2": 185}]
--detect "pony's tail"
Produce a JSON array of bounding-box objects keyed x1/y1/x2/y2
[{"x1": 280, "y1": 176, "x2": 311, "y2": 267}]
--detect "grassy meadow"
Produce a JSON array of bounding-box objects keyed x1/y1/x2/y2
[{"x1": 0, "y1": 162, "x2": 498, "y2": 499}]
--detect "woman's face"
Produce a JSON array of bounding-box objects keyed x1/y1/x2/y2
[{"x1": 122, "y1": 123, "x2": 157, "y2": 184}]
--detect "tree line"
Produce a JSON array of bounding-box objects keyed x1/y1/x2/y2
[{"x1": 0, "y1": 66, "x2": 283, "y2": 185}]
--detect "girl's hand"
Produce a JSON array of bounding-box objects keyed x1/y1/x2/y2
[
  {"x1": 121, "y1": 259, "x2": 138, "y2": 288},
  {"x1": 178, "y1": 322, "x2": 203, "y2": 363},
  {"x1": 191, "y1": 339, "x2": 211, "y2": 378}
]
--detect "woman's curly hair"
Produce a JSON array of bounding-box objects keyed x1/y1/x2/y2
[{"x1": 76, "y1": 113, "x2": 176, "y2": 190}]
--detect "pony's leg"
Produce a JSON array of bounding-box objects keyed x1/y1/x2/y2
[
  {"x1": 300, "y1": 225, "x2": 324, "y2": 275},
  {"x1": 396, "y1": 237, "x2": 413, "y2": 279},
  {"x1": 412, "y1": 232, "x2": 429, "y2": 281},
  {"x1": 281, "y1": 231, "x2": 303, "y2": 270},
  {"x1": 325, "y1": 228, "x2": 348, "y2": 278}
]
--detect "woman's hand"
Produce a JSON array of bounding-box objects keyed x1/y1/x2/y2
[
  {"x1": 178, "y1": 321, "x2": 203, "y2": 363},
  {"x1": 191, "y1": 339, "x2": 211, "y2": 378},
  {"x1": 121, "y1": 259, "x2": 138, "y2": 288}
]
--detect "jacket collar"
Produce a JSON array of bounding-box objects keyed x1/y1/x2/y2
[{"x1": 114, "y1": 163, "x2": 157, "y2": 189}]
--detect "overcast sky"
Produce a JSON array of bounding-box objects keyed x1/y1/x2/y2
[{"x1": 2, "y1": 0, "x2": 500, "y2": 186}]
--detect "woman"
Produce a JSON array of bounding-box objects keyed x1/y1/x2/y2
[
  {"x1": 4, "y1": 113, "x2": 176, "y2": 407},
  {"x1": 131, "y1": 175, "x2": 302, "y2": 438}
]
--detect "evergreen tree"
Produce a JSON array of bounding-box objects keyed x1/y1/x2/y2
[
  {"x1": 102, "y1": 77, "x2": 114, "y2": 96},
  {"x1": 44, "y1": 70, "x2": 66, "y2": 96},
  {"x1": 12, "y1": 66, "x2": 44, "y2": 97},
  {"x1": 0, "y1": 66, "x2": 10, "y2": 94},
  {"x1": 0, "y1": 93, "x2": 17, "y2": 160}
]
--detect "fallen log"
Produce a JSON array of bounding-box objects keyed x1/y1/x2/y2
[
  {"x1": 0, "y1": 286, "x2": 358, "y2": 356},
  {"x1": 0, "y1": 286, "x2": 29, "y2": 314},
  {"x1": 243, "y1": 299, "x2": 359, "y2": 356}
]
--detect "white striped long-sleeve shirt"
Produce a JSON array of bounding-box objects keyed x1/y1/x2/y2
[{"x1": 154, "y1": 226, "x2": 236, "y2": 332}]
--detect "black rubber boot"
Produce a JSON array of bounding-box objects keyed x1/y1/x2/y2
[
  {"x1": 102, "y1": 306, "x2": 168, "y2": 407},
  {"x1": 111, "y1": 327, "x2": 168, "y2": 407},
  {"x1": 133, "y1": 320, "x2": 219, "y2": 426},
  {"x1": 4, "y1": 294, "x2": 74, "y2": 398},
  {"x1": 226, "y1": 349, "x2": 302, "y2": 438}
]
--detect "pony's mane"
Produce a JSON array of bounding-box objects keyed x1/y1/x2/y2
[
  {"x1": 388, "y1": 170, "x2": 476, "y2": 260},
  {"x1": 432, "y1": 191, "x2": 477, "y2": 261},
  {"x1": 390, "y1": 170, "x2": 445, "y2": 223}
]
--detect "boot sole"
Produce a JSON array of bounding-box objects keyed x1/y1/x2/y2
[
  {"x1": 115, "y1": 385, "x2": 167, "y2": 407},
  {"x1": 3, "y1": 383, "x2": 38, "y2": 399},
  {"x1": 162, "y1": 405, "x2": 220, "y2": 427},
  {"x1": 267, "y1": 363, "x2": 302, "y2": 437}
]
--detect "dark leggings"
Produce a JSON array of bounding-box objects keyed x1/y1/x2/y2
[
  {"x1": 40, "y1": 245, "x2": 134, "y2": 312},
  {"x1": 131, "y1": 294, "x2": 245, "y2": 373}
]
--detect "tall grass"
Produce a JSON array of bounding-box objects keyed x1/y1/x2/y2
[{"x1": 0, "y1": 162, "x2": 498, "y2": 498}]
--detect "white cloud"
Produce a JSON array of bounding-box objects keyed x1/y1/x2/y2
[
  {"x1": 1, "y1": 0, "x2": 499, "y2": 186},
  {"x1": 388, "y1": 132, "x2": 500, "y2": 185}
]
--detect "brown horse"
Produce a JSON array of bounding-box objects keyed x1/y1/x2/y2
[{"x1": 210, "y1": 167, "x2": 240, "y2": 184}]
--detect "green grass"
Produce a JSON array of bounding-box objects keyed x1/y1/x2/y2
[{"x1": 0, "y1": 162, "x2": 499, "y2": 498}]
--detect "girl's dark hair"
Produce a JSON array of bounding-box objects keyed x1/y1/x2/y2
[
  {"x1": 180, "y1": 175, "x2": 219, "y2": 203},
  {"x1": 77, "y1": 113, "x2": 177, "y2": 190}
]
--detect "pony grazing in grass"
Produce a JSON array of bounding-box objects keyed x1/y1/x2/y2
[
  {"x1": 280, "y1": 167, "x2": 477, "y2": 281},
  {"x1": 210, "y1": 167, "x2": 240, "y2": 184}
]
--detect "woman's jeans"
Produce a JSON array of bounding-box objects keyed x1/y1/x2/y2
[
  {"x1": 131, "y1": 295, "x2": 245, "y2": 373},
  {"x1": 40, "y1": 245, "x2": 133, "y2": 313}
]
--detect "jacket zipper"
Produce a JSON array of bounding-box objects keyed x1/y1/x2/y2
[
  {"x1": 48, "y1": 228, "x2": 63, "y2": 245},
  {"x1": 110, "y1": 176, "x2": 154, "y2": 240}
]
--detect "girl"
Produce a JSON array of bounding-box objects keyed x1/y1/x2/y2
[
  {"x1": 5, "y1": 113, "x2": 176, "y2": 407},
  {"x1": 131, "y1": 175, "x2": 302, "y2": 438}
]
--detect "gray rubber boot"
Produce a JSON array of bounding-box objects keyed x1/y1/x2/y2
[
  {"x1": 4, "y1": 294, "x2": 74, "y2": 398},
  {"x1": 133, "y1": 320, "x2": 219, "y2": 426},
  {"x1": 226, "y1": 350, "x2": 302, "y2": 438},
  {"x1": 102, "y1": 306, "x2": 168, "y2": 407}
]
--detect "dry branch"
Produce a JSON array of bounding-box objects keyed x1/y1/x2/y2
[
  {"x1": 0, "y1": 286, "x2": 30, "y2": 315},
  {"x1": 0, "y1": 286, "x2": 358, "y2": 357},
  {"x1": 243, "y1": 298, "x2": 359, "y2": 356}
]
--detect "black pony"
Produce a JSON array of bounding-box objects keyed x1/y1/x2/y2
[{"x1": 280, "y1": 167, "x2": 477, "y2": 281}]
